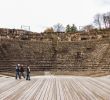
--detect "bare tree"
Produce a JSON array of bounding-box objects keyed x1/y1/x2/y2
[
  {"x1": 106, "y1": 12, "x2": 110, "y2": 28},
  {"x1": 102, "y1": 12, "x2": 110, "y2": 29},
  {"x1": 83, "y1": 24, "x2": 94, "y2": 32},
  {"x1": 102, "y1": 13, "x2": 108, "y2": 29},
  {"x1": 53, "y1": 23, "x2": 65, "y2": 32},
  {"x1": 94, "y1": 14, "x2": 102, "y2": 29}
]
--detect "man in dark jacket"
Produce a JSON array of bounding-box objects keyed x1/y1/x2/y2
[{"x1": 26, "y1": 65, "x2": 30, "y2": 80}]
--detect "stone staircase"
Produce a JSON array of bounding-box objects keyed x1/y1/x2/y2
[
  {"x1": 0, "y1": 39, "x2": 110, "y2": 75},
  {"x1": 98, "y1": 44, "x2": 110, "y2": 71},
  {"x1": 83, "y1": 44, "x2": 109, "y2": 67}
]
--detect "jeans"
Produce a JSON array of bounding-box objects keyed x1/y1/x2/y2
[
  {"x1": 26, "y1": 73, "x2": 30, "y2": 80},
  {"x1": 16, "y1": 72, "x2": 20, "y2": 79}
]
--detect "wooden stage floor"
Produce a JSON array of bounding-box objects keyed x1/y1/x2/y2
[{"x1": 0, "y1": 75, "x2": 110, "y2": 100}]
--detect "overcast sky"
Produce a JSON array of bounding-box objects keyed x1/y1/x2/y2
[{"x1": 0, "y1": 0, "x2": 110, "y2": 32}]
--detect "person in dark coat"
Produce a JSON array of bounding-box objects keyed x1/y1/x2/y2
[
  {"x1": 19, "y1": 64, "x2": 25, "y2": 79},
  {"x1": 26, "y1": 65, "x2": 30, "y2": 80},
  {"x1": 15, "y1": 64, "x2": 20, "y2": 79}
]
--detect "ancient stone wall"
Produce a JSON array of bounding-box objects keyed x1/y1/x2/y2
[{"x1": 0, "y1": 39, "x2": 110, "y2": 74}]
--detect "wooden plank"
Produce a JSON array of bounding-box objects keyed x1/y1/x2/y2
[
  {"x1": 18, "y1": 79, "x2": 44, "y2": 100},
  {"x1": 0, "y1": 75, "x2": 110, "y2": 100}
]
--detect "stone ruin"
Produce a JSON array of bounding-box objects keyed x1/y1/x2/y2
[{"x1": 0, "y1": 28, "x2": 110, "y2": 75}]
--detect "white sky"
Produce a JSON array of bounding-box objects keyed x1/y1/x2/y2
[{"x1": 0, "y1": 0, "x2": 110, "y2": 32}]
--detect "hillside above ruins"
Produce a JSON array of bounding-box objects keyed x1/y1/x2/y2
[{"x1": 0, "y1": 28, "x2": 110, "y2": 42}]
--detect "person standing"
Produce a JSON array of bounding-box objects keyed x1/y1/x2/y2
[
  {"x1": 19, "y1": 64, "x2": 25, "y2": 79},
  {"x1": 15, "y1": 64, "x2": 20, "y2": 79},
  {"x1": 26, "y1": 65, "x2": 30, "y2": 80}
]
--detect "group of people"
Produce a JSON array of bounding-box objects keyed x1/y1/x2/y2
[{"x1": 15, "y1": 64, "x2": 30, "y2": 80}]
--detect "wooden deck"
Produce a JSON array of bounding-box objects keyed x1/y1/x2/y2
[{"x1": 0, "y1": 75, "x2": 110, "y2": 100}]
